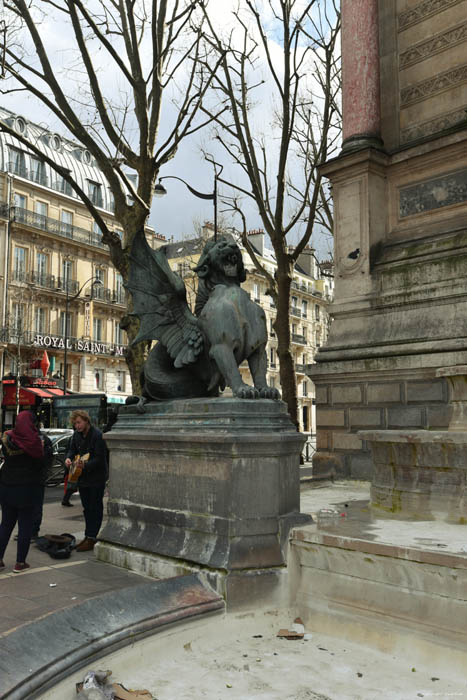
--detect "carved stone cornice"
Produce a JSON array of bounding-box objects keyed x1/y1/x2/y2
[
  {"x1": 400, "y1": 22, "x2": 467, "y2": 68},
  {"x1": 400, "y1": 106, "x2": 467, "y2": 143},
  {"x1": 400, "y1": 64, "x2": 467, "y2": 106},
  {"x1": 398, "y1": 0, "x2": 463, "y2": 31}
]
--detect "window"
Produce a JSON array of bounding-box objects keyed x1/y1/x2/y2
[
  {"x1": 269, "y1": 347, "x2": 275, "y2": 366},
  {"x1": 292, "y1": 323, "x2": 297, "y2": 335},
  {"x1": 115, "y1": 321, "x2": 124, "y2": 344},
  {"x1": 302, "y1": 380, "x2": 308, "y2": 397},
  {"x1": 292, "y1": 295, "x2": 298, "y2": 308},
  {"x1": 34, "y1": 201, "x2": 48, "y2": 218},
  {"x1": 93, "y1": 317, "x2": 103, "y2": 341},
  {"x1": 59, "y1": 311, "x2": 72, "y2": 337},
  {"x1": 95, "y1": 368, "x2": 105, "y2": 390},
  {"x1": 302, "y1": 300, "x2": 308, "y2": 318},
  {"x1": 253, "y1": 283, "x2": 260, "y2": 301},
  {"x1": 116, "y1": 370, "x2": 126, "y2": 392},
  {"x1": 316, "y1": 330, "x2": 321, "y2": 348},
  {"x1": 14, "y1": 247, "x2": 27, "y2": 280},
  {"x1": 302, "y1": 405, "x2": 309, "y2": 432},
  {"x1": 269, "y1": 318, "x2": 275, "y2": 336},
  {"x1": 36, "y1": 252, "x2": 48, "y2": 282},
  {"x1": 315, "y1": 304, "x2": 320, "y2": 321},
  {"x1": 11, "y1": 303, "x2": 25, "y2": 332},
  {"x1": 34, "y1": 307, "x2": 47, "y2": 333},
  {"x1": 302, "y1": 325, "x2": 307, "y2": 341},
  {"x1": 92, "y1": 221, "x2": 103, "y2": 246},
  {"x1": 62, "y1": 259, "x2": 73, "y2": 288},
  {"x1": 88, "y1": 181, "x2": 103, "y2": 207},
  {"x1": 115, "y1": 273, "x2": 125, "y2": 303},
  {"x1": 9, "y1": 148, "x2": 25, "y2": 176},
  {"x1": 30, "y1": 157, "x2": 46, "y2": 185},
  {"x1": 13, "y1": 193, "x2": 26, "y2": 210},
  {"x1": 55, "y1": 174, "x2": 73, "y2": 196},
  {"x1": 60, "y1": 210, "x2": 73, "y2": 236}
]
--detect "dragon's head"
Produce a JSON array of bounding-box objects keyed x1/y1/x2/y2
[{"x1": 194, "y1": 235, "x2": 246, "y2": 286}]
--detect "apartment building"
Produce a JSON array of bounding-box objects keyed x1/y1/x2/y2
[
  {"x1": 0, "y1": 107, "x2": 164, "y2": 427},
  {"x1": 163, "y1": 225, "x2": 333, "y2": 442}
]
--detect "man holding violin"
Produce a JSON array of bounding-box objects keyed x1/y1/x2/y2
[{"x1": 65, "y1": 410, "x2": 108, "y2": 552}]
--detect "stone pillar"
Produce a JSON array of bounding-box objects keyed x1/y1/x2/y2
[{"x1": 341, "y1": 0, "x2": 383, "y2": 152}]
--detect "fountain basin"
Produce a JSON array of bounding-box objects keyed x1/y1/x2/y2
[{"x1": 359, "y1": 429, "x2": 467, "y2": 522}]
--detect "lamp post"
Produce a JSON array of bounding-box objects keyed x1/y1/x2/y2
[
  {"x1": 62, "y1": 276, "x2": 102, "y2": 396},
  {"x1": 154, "y1": 165, "x2": 223, "y2": 240}
]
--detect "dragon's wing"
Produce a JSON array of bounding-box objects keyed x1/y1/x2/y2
[{"x1": 126, "y1": 229, "x2": 203, "y2": 368}]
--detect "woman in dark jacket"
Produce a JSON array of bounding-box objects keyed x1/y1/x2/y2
[{"x1": 0, "y1": 410, "x2": 45, "y2": 573}]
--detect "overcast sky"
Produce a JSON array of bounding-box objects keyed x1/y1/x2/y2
[{"x1": 1, "y1": 0, "x2": 337, "y2": 261}]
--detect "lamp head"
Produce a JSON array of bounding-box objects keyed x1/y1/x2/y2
[{"x1": 154, "y1": 181, "x2": 167, "y2": 197}]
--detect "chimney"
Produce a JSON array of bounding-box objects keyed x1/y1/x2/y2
[
  {"x1": 297, "y1": 246, "x2": 316, "y2": 278},
  {"x1": 247, "y1": 228, "x2": 265, "y2": 256}
]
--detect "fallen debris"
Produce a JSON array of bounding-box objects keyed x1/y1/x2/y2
[
  {"x1": 76, "y1": 670, "x2": 153, "y2": 699},
  {"x1": 112, "y1": 683, "x2": 153, "y2": 700},
  {"x1": 277, "y1": 628, "x2": 304, "y2": 640}
]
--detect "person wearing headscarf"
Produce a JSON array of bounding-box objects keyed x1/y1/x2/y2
[{"x1": 0, "y1": 410, "x2": 45, "y2": 573}]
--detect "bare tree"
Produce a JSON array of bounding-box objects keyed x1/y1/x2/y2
[
  {"x1": 200, "y1": 0, "x2": 341, "y2": 426},
  {"x1": 0, "y1": 0, "x2": 222, "y2": 391}
]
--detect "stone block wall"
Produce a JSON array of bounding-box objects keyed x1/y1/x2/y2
[{"x1": 313, "y1": 373, "x2": 451, "y2": 480}]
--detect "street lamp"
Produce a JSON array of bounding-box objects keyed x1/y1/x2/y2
[
  {"x1": 154, "y1": 165, "x2": 223, "y2": 240},
  {"x1": 62, "y1": 276, "x2": 102, "y2": 396}
]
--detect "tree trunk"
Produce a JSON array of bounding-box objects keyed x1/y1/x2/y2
[{"x1": 274, "y1": 266, "x2": 298, "y2": 429}]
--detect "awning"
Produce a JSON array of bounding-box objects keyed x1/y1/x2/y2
[{"x1": 23, "y1": 387, "x2": 56, "y2": 399}]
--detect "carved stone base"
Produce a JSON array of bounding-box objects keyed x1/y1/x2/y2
[{"x1": 98, "y1": 398, "x2": 310, "y2": 607}]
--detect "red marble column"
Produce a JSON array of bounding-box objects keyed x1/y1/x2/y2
[{"x1": 341, "y1": 0, "x2": 383, "y2": 152}]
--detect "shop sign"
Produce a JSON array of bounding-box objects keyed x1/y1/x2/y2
[{"x1": 34, "y1": 333, "x2": 125, "y2": 357}]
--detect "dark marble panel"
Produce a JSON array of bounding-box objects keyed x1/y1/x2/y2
[{"x1": 400, "y1": 169, "x2": 467, "y2": 218}]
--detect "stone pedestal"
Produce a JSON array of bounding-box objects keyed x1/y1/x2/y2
[{"x1": 97, "y1": 398, "x2": 309, "y2": 607}]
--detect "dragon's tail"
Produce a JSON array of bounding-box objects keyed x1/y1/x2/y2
[{"x1": 143, "y1": 342, "x2": 217, "y2": 400}]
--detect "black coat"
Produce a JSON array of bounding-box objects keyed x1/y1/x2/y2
[
  {"x1": 0, "y1": 432, "x2": 47, "y2": 486},
  {"x1": 66, "y1": 425, "x2": 108, "y2": 487}
]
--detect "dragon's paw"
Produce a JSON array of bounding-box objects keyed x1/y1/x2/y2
[
  {"x1": 259, "y1": 386, "x2": 281, "y2": 400},
  {"x1": 234, "y1": 383, "x2": 259, "y2": 399}
]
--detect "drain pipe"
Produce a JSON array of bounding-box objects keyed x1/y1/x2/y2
[
  {"x1": 2, "y1": 172, "x2": 12, "y2": 327},
  {"x1": 0, "y1": 173, "x2": 12, "y2": 425}
]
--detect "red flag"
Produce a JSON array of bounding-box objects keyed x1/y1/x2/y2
[{"x1": 40, "y1": 350, "x2": 50, "y2": 377}]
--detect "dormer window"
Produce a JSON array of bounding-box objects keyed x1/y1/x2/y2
[
  {"x1": 88, "y1": 180, "x2": 103, "y2": 207},
  {"x1": 30, "y1": 157, "x2": 47, "y2": 186}
]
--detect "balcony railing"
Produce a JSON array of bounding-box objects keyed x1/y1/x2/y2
[
  {"x1": 295, "y1": 363, "x2": 306, "y2": 373},
  {"x1": 290, "y1": 306, "x2": 301, "y2": 318},
  {"x1": 12, "y1": 206, "x2": 107, "y2": 250},
  {"x1": 30, "y1": 270, "x2": 56, "y2": 290},
  {"x1": 56, "y1": 277, "x2": 80, "y2": 295},
  {"x1": 292, "y1": 334, "x2": 306, "y2": 345},
  {"x1": 93, "y1": 286, "x2": 126, "y2": 305}
]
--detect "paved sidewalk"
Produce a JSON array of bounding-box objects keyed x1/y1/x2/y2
[{"x1": 0, "y1": 481, "x2": 371, "y2": 638}]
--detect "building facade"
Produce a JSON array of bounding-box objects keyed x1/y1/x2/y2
[
  {"x1": 164, "y1": 226, "x2": 333, "y2": 446},
  {"x1": 0, "y1": 107, "x2": 164, "y2": 427},
  {"x1": 309, "y1": 0, "x2": 467, "y2": 480}
]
